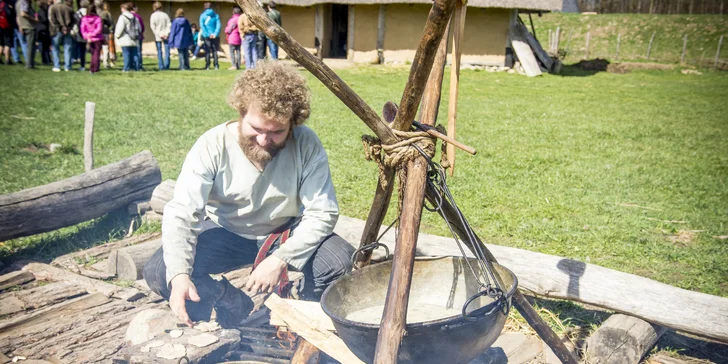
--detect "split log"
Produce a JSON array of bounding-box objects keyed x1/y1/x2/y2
[
  {"x1": 20, "y1": 262, "x2": 144, "y2": 301},
  {"x1": 509, "y1": 25, "x2": 542, "y2": 77},
  {"x1": 106, "y1": 238, "x2": 162, "y2": 280},
  {"x1": 519, "y1": 23, "x2": 553, "y2": 70},
  {"x1": 0, "y1": 292, "x2": 167, "y2": 363},
  {"x1": 585, "y1": 314, "x2": 667, "y2": 364},
  {"x1": 51, "y1": 232, "x2": 160, "y2": 271},
  {"x1": 264, "y1": 294, "x2": 364, "y2": 364},
  {"x1": 150, "y1": 179, "x2": 175, "y2": 214},
  {"x1": 0, "y1": 281, "x2": 87, "y2": 317},
  {"x1": 121, "y1": 327, "x2": 242, "y2": 364},
  {"x1": 0, "y1": 150, "x2": 161, "y2": 242},
  {"x1": 333, "y1": 215, "x2": 728, "y2": 344},
  {"x1": 0, "y1": 270, "x2": 34, "y2": 291},
  {"x1": 291, "y1": 339, "x2": 321, "y2": 364}
]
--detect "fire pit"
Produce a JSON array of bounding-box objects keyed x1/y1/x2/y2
[{"x1": 321, "y1": 256, "x2": 518, "y2": 364}]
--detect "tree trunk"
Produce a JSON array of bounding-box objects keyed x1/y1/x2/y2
[
  {"x1": 586, "y1": 314, "x2": 667, "y2": 364},
  {"x1": 0, "y1": 151, "x2": 161, "y2": 242}
]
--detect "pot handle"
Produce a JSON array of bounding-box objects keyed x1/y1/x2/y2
[
  {"x1": 462, "y1": 287, "x2": 506, "y2": 321},
  {"x1": 351, "y1": 242, "x2": 391, "y2": 266}
]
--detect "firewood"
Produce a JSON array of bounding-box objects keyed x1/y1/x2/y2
[
  {"x1": 585, "y1": 314, "x2": 667, "y2": 364},
  {"x1": 106, "y1": 238, "x2": 162, "y2": 280},
  {"x1": 150, "y1": 179, "x2": 175, "y2": 214},
  {"x1": 0, "y1": 271, "x2": 34, "y2": 291}
]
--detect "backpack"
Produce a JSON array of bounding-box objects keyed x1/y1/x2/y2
[
  {"x1": 124, "y1": 14, "x2": 141, "y2": 41},
  {"x1": 0, "y1": 1, "x2": 10, "y2": 30}
]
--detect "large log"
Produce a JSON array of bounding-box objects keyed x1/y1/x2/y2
[
  {"x1": 150, "y1": 179, "x2": 175, "y2": 214},
  {"x1": 51, "y1": 232, "x2": 161, "y2": 271},
  {"x1": 333, "y1": 215, "x2": 728, "y2": 344},
  {"x1": 0, "y1": 150, "x2": 161, "y2": 242},
  {"x1": 106, "y1": 238, "x2": 162, "y2": 280},
  {"x1": 585, "y1": 314, "x2": 667, "y2": 364}
]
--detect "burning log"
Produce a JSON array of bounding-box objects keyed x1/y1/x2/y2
[{"x1": 0, "y1": 150, "x2": 161, "y2": 242}]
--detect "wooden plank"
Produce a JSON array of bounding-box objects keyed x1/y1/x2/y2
[
  {"x1": 332, "y1": 215, "x2": 728, "y2": 343},
  {"x1": 585, "y1": 314, "x2": 667, "y2": 364},
  {"x1": 51, "y1": 232, "x2": 161, "y2": 270},
  {"x1": 0, "y1": 270, "x2": 34, "y2": 291},
  {"x1": 269, "y1": 299, "x2": 335, "y2": 332},
  {"x1": 0, "y1": 281, "x2": 87, "y2": 316},
  {"x1": 21, "y1": 262, "x2": 143, "y2": 301},
  {"x1": 264, "y1": 294, "x2": 364, "y2": 364},
  {"x1": 519, "y1": 23, "x2": 553, "y2": 69},
  {"x1": 0, "y1": 150, "x2": 161, "y2": 241},
  {"x1": 509, "y1": 25, "x2": 542, "y2": 77}
]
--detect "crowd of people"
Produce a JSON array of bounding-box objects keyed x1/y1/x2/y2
[{"x1": 0, "y1": 0, "x2": 281, "y2": 73}]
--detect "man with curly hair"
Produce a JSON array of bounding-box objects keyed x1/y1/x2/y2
[{"x1": 143, "y1": 61, "x2": 355, "y2": 328}]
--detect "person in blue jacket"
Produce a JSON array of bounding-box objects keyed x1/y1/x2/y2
[
  {"x1": 198, "y1": 2, "x2": 219, "y2": 70},
  {"x1": 168, "y1": 8, "x2": 193, "y2": 70}
]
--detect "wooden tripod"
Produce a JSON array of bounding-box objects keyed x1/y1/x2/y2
[{"x1": 236, "y1": 0, "x2": 579, "y2": 363}]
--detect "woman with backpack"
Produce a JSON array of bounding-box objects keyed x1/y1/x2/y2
[
  {"x1": 167, "y1": 8, "x2": 192, "y2": 70},
  {"x1": 80, "y1": 3, "x2": 103, "y2": 73},
  {"x1": 114, "y1": 2, "x2": 139, "y2": 71}
]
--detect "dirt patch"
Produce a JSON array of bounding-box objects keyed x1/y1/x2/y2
[
  {"x1": 607, "y1": 62, "x2": 676, "y2": 74},
  {"x1": 665, "y1": 229, "x2": 699, "y2": 246},
  {"x1": 573, "y1": 58, "x2": 610, "y2": 72}
]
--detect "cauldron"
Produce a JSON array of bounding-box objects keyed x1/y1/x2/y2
[{"x1": 321, "y1": 256, "x2": 518, "y2": 364}]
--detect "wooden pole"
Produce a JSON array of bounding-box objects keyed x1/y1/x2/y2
[
  {"x1": 84, "y1": 102, "x2": 95, "y2": 172},
  {"x1": 314, "y1": 5, "x2": 323, "y2": 59},
  {"x1": 616, "y1": 33, "x2": 621, "y2": 59},
  {"x1": 585, "y1": 32, "x2": 591, "y2": 59},
  {"x1": 555, "y1": 26, "x2": 561, "y2": 54},
  {"x1": 446, "y1": 2, "x2": 465, "y2": 177},
  {"x1": 377, "y1": 5, "x2": 386, "y2": 64},
  {"x1": 373, "y1": 2, "x2": 456, "y2": 362},
  {"x1": 681, "y1": 35, "x2": 688, "y2": 63},
  {"x1": 347, "y1": 6, "x2": 355, "y2": 62},
  {"x1": 647, "y1": 32, "x2": 656, "y2": 60},
  {"x1": 715, "y1": 35, "x2": 724, "y2": 70}
]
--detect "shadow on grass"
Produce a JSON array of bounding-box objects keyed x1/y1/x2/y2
[
  {"x1": 558, "y1": 59, "x2": 611, "y2": 77},
  {"x1": 0, "y1": 209, "x2": 152, "y2": 269},
  {"x1": 655, "y1": 331, "x2": 728, "y2": 363}
]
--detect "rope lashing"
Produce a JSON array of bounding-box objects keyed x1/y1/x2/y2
[{"x1": 361, "y1": 124, "x2": 450, "y2": 190}]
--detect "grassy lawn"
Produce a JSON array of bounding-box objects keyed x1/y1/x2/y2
[
  {"x1": 526, "y1": 13, "x2": 728, "y2": 66},
  {"x1": 1, "y1": 52, "x2": 727, "y2": 300}
]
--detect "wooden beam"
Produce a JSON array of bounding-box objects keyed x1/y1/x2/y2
[
  {"x1": 314, "y1": 5, "x2": 324, "y2": 59},
  {"x1": 264, "y1": 294, "x2": 364, "y2": 364},
  {"x1": 20, "y1": 262, "x2": 143, "y2": 301},
  {"x1": 236, "y1": 0, "x2": 398, "y2": 146},
  {"x1": 0, "y1": 150, "x2": 161, "y2": 242},
  {"x1": 0, "y1": 270, "x2": 34, "y2": 291},
  {"x1": 377, "y1": 5, "x2": 386, "y2": 64},
  {"x1": 509, "y1": 25, "x2": 542, "y2": 77},
  {"x1": 446, "y1": 2, "x2": 466, "y2": 176},
  {"x1": 373, "y1": 3, "x2": 454, "y2": 361},
  {"x1": 347, "y1": 6, "x2": 355, "y2": 62}
]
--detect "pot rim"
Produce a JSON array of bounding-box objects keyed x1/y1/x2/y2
[{"x1": 320, "y1": 256, "x2": 519, "y2": 330}]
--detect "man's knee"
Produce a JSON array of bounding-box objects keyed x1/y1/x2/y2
[{"x1": 313, "y1": 233, "x2": 355, "y2": 281}]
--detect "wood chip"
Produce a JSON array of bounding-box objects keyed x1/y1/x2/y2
[
  {"x1": 155, "y1": 344, "x2": 186, "y2": 360},
  {"x1": 169, "y1": 329, "x2": 184, "y2": 338},
  {"x1": 187, "y1": 333, "x2": 219, "y2": 348},
  {"x1": 140, "y1": 340, "x2": 165, "y2": 353},
  {"x1": 193, "y1": 321, "x2": 221, "y2": 332}
]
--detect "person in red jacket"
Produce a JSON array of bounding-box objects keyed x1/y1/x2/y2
[{"x1": 80, "y1": 3, "x2": 103, "y2": 73}]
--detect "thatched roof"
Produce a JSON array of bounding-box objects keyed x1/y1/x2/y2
[
  {"x1": 270, "y1": 0, "x2": 562, "y2": 11},
  {"x1": 164, "y1": 0, "x2": 562, "y2": 12}
]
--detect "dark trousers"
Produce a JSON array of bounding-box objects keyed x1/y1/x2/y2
[
  {"x1": 38, "y1": 30, "x2": 51, "y2": 64},
  {"x1": 229, "y1": 44, "x2": 240, "y2": 69},
  {"x1": 256, "y1": 31, "x2": 266, "y2": 60},
  {"x1": 75, "y1": 41, "x2": 86, "y2": 68},
  {"x1": 143, "y1": 227, "x2": 355, "y2": 321},
  {"x1": 203, "y1": 36, "x2": 219, "y2": 68},
  {"x1": 177, "y1": 48, "x2": 189, "y2": 70},
  {"x1": 121, "y1": 46, "x2": 139, "y2": 71},
  {"x1": 88, "y1": 40, "x2": 101, "y2": 73},
  {"x1": 22, "y1": 29, "x2": 36, "y2": 68}
]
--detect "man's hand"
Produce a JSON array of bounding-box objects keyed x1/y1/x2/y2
[
  {"x1": 210, "y1": 34, "x2": 216, "y2": 39},
  {"x1": 245, "y1": 255, "x2": 287, "y2": 294},
  {"x1": 169, "y1": 274, "x2": 200, "y2": 327}
]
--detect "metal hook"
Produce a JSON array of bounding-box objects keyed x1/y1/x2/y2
[{"x1": 351, "y1": 242, "x2": 391, "y2": 266}]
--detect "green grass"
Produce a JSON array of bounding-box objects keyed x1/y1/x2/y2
[
  {"x1": 1, "y1": 54, "x2": 727, "y2": 298},
  {"x1": 526, "y1": 13, "x2": 728, "y2": 65}
]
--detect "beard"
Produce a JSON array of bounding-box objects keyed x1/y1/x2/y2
[{"x1": 238, "y1": 122, "x2": 288, "y2": 169}]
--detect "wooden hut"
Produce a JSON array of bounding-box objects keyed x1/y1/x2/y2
[{"x1": 108, "y1": 0, "x2": 562, "y2": 66}]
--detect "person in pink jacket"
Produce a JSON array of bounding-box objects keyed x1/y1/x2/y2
[
  {"x1": 80, "y1": 3, "x2": 104, "y2": 73},
  {"x1": 225, "y1": 7, "x2": 242, "y2": 70}
]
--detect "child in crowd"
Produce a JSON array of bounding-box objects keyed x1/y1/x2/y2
[{"x1": 190, "y1": 23, "x2": 200, "y2": 60}]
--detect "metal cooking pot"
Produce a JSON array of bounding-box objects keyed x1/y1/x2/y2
[{"x1": 321, "y1": 256, "x2": 518, "y2": 364}]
